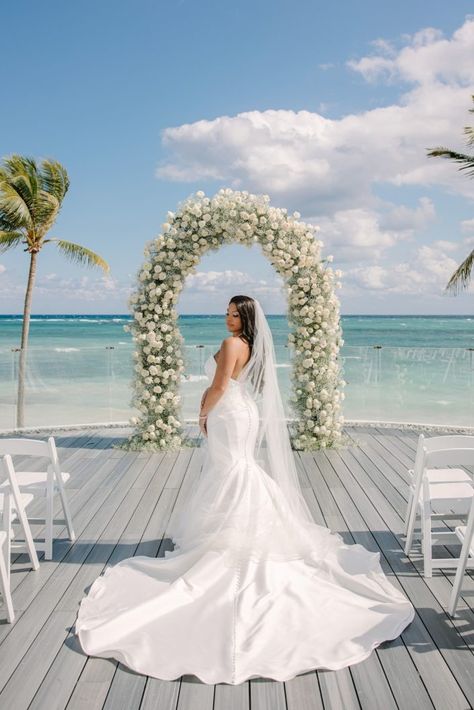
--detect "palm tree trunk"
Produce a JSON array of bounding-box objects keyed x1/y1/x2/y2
[{"x1": 16, "y1": 251, "x2": 37, "y2": 428}]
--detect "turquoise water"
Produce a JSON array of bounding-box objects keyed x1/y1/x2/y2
[
  {"x1": 0, "y1": 314, "x2": 473, "y2": 349},
  {"x1": 0, "y1": 314, "x2": 473, "y2": 429}
]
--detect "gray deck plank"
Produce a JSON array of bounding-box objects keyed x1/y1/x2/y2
[
  {"x1": 300, "y1": 451, "x2": 435, "y2": 710},
  {"x1": 177, "y1": 678, "x2": 214, "y2": 710},
  {"x1": 319, "y1": 448, "x2": 473, "y2": 709},
  {"x1": 139, "y1": 677, "x2": 180, "y2": 710},
  {"x1": 351, "y1": 430, "x2": 474, "y2": 599},
  {"x1": 2, "y1": 449, "x2": 148, "y2": 627},
  {"x1": 0, "y1": 426, "x2": 474, "y2": 709},
  {"x1": 65, "y1": 453, "x2": 190, "y2": 709},
  {"x1": 95, "y1": 454, "x2": 193, "y2": 708},
  {"x1": 0, "y1": 450, "x2": 153, "y2": 702},
  {"x1": 65, "y1": 658, "x2": 117, "y2": 710},
  {"x1": 250, "y1": 678, "x2": 287, "y2": 710},
  {"x1": 298, "y1": 453, "x2": 374, "y2": 709},
  {"x1": 318, "y1": 669, "x2": 361, "y2": 710},
  {"x1": 214, "y1": 682, "x2": 250, "y2": 710},
  {"x1": 26, "y1": 446, "x2": 186, "y2": 709},
  {"x1": 285, "y1": 673, "x2": 324, "y2": 710}
]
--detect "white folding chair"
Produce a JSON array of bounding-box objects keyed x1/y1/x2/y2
[
  {"x1": 448, "y1": 493, "x2": 474, "y2": 616},
  {"x1": 0, "y1": 531, "x2": 14, "y2": 623},
  {"x1": 0, "y1": 437, "x2": 75, "y2": 560},
  {"x1": 404, "y1": 435, "x2": 474, "y2": 537},
  {"x1": 0, "y1": 454, "x2": 39, "y2": 575},
  {"x1": 404, "y1": 434, "x2": 474, "y2": 577}
]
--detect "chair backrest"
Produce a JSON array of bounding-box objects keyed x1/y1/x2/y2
[
  {"x1": 0, "y1": 438, "x2": 61, "y2": 489},
  {"x1": 423, "y1": 435, "x2": 474, "y2": 453},
  {"x1": 411, "y1": 434, "x2": 474, "y2": 503},
  {"x1": 0, "y1": 438, "x2": 50, "y2": 458},
  {"x1": 425, "y1": 447, "x2": 474, "y2": 468}
]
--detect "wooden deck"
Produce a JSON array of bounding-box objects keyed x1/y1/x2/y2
[{"x1": 1, "y1": 424, "x2": 474, "y2": 710}]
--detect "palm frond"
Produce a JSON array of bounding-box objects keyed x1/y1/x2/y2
[
  {"x1": 0, "y1": 231, "x2": 24, "y2": 253},
  {"x1": 2, "y1": 155, "x2": 38, "y2": 179},
  {"x1": 445, "y1": 249, "x2": 474, "y2": 295},
  {"x1": 39, "y1": 160, "x2": 69, "y2": 202},
  {"x1": 0, "y1": 155, "x2": 68, "y2": 238},
  {"x1": 465, "y1": 125, "x2": 474, "y2": 147},
  {"x1": 427, "y1": 147, "x2": 474, "y2": 177},
  {"x1": 0, "y1": 179, "x2": 34, "y2": 230},
  {"x1": 46, "y1": 239, "x2": 110, "y2": 273}
]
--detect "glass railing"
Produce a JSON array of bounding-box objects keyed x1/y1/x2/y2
[
  {"x1": 340, "y1": 345, "x2": 474, "y2": 427},
  {"x1": 0, "y1": 344, "x2": 472, "y2": 430}
]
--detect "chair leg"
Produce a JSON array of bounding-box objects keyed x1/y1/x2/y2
[
  {"x1": 422, "y1": 503, "x2": 433, "y2": 578},
  {"x1": 45, "y1": 489, "x2": 54, "y2": 561},
  {"x1": 57, "y1": 485, "x2": 75, "y2": 542},
  {"x1": 448, "y1": 552, "x2": 470, "y2": 617},
  {"x1": 0, "y1": 541, "x2": 14, "y2": 623},
  {"x1": 12, "y1": 498, "x2": 40, "y2": 572},
  {"x1": 3, "y1": 495, "x2": 12, "y2": 583},
  {"x1": 404, "y1": 498, "x2": 419, "y2": 555},
  {"x1": 404, "y1": 487, "x2": 415, "y2": 536}
]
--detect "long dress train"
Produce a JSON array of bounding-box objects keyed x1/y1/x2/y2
[{"x1": 75, "y1": 354, "x2": 415, "y2": 685}]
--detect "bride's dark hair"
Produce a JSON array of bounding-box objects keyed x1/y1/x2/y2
[{"x1": 229, "y1": 295, "x2": 256, "y2": 351}]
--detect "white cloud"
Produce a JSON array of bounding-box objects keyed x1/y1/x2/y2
[
  {"x1": 348, "y1": 22, "x2": 473, "y2": 86},
  {"x1": 184, "y1": 269, "x2": 284, "y2": 299},
  {"x1": 306, "y1": 197, "x2": 435, "y2": 263},
  {"x1": 0, "y1": 264, "x2": 6, "y2": 275},
  {"x1": 157, "y1": 18, "x2": 474, "y2": 213},
  {"x1": 155, "y1": 18, "x2": 474, "y2": 304},
  {"x1": 380, "y1": 197, "x2": 435, "y2": 233},
  {"x1": 430, "y1": 240, "x2": 459, "y2": 253},
  {"x1": 343, "y1": 243, "x2": 461, "y2": 296},
  {"x1": 0, "y1": 272, "x2": 133, "y2": 304},
  {"x1": 313, "y1": 208, "x2": 398, "y2": 262},
  {"x1": 461, "y1": 218, "x2": 474, "y2": 233}
]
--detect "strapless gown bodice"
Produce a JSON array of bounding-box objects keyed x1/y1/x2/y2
[{"x1": 204, "y1": 353, "x2": 246, "y2": 387}]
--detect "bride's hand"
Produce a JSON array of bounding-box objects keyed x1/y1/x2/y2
[
  {"x1": 199, "y1": 415, "x2": 208, "y2": 437},
  {"x1": 200, "y1": 387, "x2": 209, "y2": 409}
]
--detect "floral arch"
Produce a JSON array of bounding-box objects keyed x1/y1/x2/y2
[{"x1": 123, "y1": 188, "x2": 345, "y2": 452}]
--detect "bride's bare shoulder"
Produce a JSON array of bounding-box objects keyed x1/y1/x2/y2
[
  {"x1": 219, "y1": 336, "x2": 249, "y2": 357},
  {"x1": 222, "y1": 336, "x2": 248, "y2": 348}
]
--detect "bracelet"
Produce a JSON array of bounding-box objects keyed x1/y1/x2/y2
[{"x1": 199, "y1": 414, "x2": 208, "y2": 419}]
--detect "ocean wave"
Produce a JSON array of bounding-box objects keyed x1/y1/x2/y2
[
  {"x1": 53, "y1": 347, "x2": 80, "y2": 352},
  {"x1": 30, "y1": 318, "x2": 68, "y2": 322}
]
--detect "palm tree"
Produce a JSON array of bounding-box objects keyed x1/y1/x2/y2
[
  {"x1": 427, "y1": 95, "x2": 474, "y2": 295},
  {"x1": 0, "y1": 154, "x2": 110, "y2": 428}
]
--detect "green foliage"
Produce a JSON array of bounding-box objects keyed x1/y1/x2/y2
[{"x1": 427, "y1": 95, "x2": 474, "y2": 294}]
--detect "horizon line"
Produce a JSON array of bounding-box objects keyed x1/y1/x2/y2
[{"x1": 0, "y1": 313, "x2": 472, "y2": 318}]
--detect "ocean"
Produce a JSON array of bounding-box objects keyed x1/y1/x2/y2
[{"x1": 0, "y1": 314, "x2": 472, "y2": 430}]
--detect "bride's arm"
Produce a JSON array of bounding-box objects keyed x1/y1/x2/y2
[{"x1": 199, "y1": 337, "x2": 239, "y2": 416}]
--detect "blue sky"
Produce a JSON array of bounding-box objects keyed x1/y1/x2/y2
[{"x1": 1, "y1": 1, "x2": 473, "y2": 315}]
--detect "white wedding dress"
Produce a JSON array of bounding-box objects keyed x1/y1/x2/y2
[{"x1": 75, "y1": 353, "x2": 415, "y2": 684}]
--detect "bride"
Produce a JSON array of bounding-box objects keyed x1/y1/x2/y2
[{"x1": 75, "y1": 294, "x2": 415, "y2": 684}]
